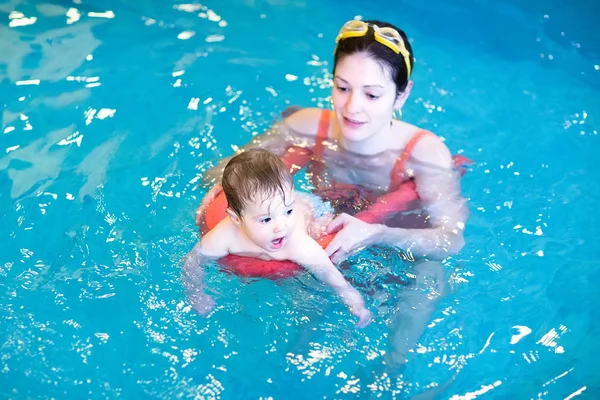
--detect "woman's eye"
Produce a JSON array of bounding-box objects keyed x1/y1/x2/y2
[
  {"x1": 366, "y1": 93, "x2": 379, "y2": 100},
  {"x1": 336, "y1": 85, "x2": 349, "y2": 92}
]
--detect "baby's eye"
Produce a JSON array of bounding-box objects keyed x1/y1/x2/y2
[
  {"x1": 260, "y1": 217, "x2": 271, "y2": 224},
  {"x1": 286, "y1": 209, "x2": 294, "y2": 216}
]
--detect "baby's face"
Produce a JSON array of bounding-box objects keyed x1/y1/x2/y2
[{"x1": 238, "y1": 185, "x2": 297, "y2": 252}]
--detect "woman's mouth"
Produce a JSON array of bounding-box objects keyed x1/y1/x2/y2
[
  {"x1": 343, "y1": 116, "x2": 366, "y2": 129},
  {"x1": 271, "y1": 237, "x2": 285, "y2": 249}
]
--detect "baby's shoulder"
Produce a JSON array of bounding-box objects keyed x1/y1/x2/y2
[
  {"x1": 285, "y1": 231, "x2": 329, "y2": 268},
  {"x1": 202, "y1": 218, "x2": 238, "y2": 249}
]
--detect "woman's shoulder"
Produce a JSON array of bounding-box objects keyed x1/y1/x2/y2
[
  {"x1": 283, "y1": 107, "x2": 329, "y2": 137},
  {"x1": 401, "y1": 123, "x2": 453, "y2": 170}
]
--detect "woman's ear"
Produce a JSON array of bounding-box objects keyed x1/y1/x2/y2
[
  {"x1": 394, "y1": 80, "x2": 414, "y2": 110},
  {"x1": 226, "y1": 208, "x2": 242, "y2": 226}
]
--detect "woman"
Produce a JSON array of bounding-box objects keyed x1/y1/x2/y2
[
  {"x1": 196, "y1": 19, "x2": 469, "y2": 264},
  {"x1": 194, "y1": 19, "x2": 470, "y2": 368}
]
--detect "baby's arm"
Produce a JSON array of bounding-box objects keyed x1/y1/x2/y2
[
  {"x1": 293, "y1": 236, "x2": 373, "y2": 328},
  {"x1": 181, "y1": 225, "x2": 229, "y2": 316}
]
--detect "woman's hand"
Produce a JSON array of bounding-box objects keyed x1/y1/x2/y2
[
  {"x1": 324, "y1": 213, "x2": 384, "y2": 264},
  {"x1": 195, "y1": 183, "x2": 223, "y2": 227}
]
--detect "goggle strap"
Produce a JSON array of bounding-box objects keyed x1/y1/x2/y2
[{"x1": 336, "y1": 21, "x2": 412, "y2": 79}]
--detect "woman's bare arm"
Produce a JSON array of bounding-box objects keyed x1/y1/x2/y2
[
  {"x1": 201, "y1": 108, "x2": 321, "y2": 185},
  {"x1": 325, "y1": 134, "x2": 469, "y2": 261},
  {"x1": 378, "y1": 135, "x2": 469, "y2": 259}
]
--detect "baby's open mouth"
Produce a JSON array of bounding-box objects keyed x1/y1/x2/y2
[{"x1": 271, "y1": 237, "x2": 285, "y2": 249}]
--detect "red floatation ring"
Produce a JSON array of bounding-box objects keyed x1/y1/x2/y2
[{"x1": 200, "y1": 146, "x2": 472, "y2": 279}]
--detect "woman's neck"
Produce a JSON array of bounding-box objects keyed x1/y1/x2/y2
[{"x1": 333, "y1": 117, "x2": 396, "y2": 156}]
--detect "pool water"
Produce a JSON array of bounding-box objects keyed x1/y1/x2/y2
[{"x1": 1, "y1": 0, "x2": 599, "y2": 398}]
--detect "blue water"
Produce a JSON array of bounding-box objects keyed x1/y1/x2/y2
[{"x1": 1, "y1": 0, "x2": 599, "y2": 398}]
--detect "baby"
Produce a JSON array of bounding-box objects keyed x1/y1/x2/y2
[{"x1": 183, "y1": 149, "x2": 372, "y2": 327}]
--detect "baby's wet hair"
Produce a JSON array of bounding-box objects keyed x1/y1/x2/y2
[{"x1": 222, "y1": 149, "x2": 293, "y2": 217}]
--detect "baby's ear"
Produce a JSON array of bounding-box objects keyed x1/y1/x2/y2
[{"x1": 226, "y1": 208, "x2": 242, "y2": 226}]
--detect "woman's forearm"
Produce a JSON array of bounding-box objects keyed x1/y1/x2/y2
[{"x1": 376, "y1": 224, "x2": 465, "y2": 260}]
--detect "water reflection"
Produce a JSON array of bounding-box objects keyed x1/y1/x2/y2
[{"x1": 0, "y1": 0, "x2": 598, "y2": 397}]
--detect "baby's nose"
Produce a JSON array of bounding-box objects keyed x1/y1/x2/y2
[{"x1": 273, "y1": 220, "x2": 285, "y2": 233}]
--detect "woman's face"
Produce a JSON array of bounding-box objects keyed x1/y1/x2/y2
[{"x1": 331, "y1": 52, "x2": 400, "y2": 143}]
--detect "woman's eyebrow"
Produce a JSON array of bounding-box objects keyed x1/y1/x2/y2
[{"x1": 334, "y1": 76, "x2": 384, "y2": 88}]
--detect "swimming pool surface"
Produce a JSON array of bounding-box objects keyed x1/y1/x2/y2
[{"x1": 1, "y1": 0, "x2": 599, "y2": 398}]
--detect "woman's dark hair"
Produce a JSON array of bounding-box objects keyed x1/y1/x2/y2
[{"x1": 333, "y1": 20, "x2": 414, "y2": 93}]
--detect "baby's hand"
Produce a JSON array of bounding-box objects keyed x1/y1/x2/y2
[
  {"x1": 188, "y1": 292, "x2": 216, "y2": 316},
  {"x1": 352, "y1": 307, "x2": 373, "y2": 328}
]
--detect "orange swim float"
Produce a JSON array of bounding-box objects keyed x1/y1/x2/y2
[{"x1": 199, "y1": 143, "x2": 472, "y2": 279}]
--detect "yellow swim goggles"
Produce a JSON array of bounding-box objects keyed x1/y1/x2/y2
[{"x1": 335, "y1": 20, "x2": 412, "y2": 79}]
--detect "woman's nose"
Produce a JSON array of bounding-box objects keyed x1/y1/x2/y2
[{"x1": 345, "y1": 92, "x2": 361, "y2": 113}]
